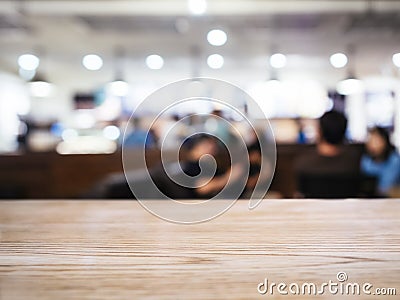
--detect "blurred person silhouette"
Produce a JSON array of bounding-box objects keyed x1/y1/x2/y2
[
  {"x1": 195, "y1": 129, "x2": 274, "y2": 199},
  {"x1": 152, "y1": 114, "x2": 188, "y2": 150},
  {"x1": 124, "y1": 118, "x2": 157, "y2": 148},
  {"x1": 203, "y1": 109, "x2": 237, "y2": 146},
  {"x1": 170, "y1": 133, "x2": 222, "y2": 198},
  {"x1": 193, "y1": 140, "x2": 243, "y2": 198},
  {"x1": 295, "y1": 117, "x2": 307, "y2": 144},
  {"x1": 295, "y1": 110, "x2": 361, "y2": 198},
  {"x1": 361, "y1": 127, "x2": 400, "y2": 196},
  {"x1": 91, "y1": 133, "x2": 227, "y2": 199},
  {"x1": 240, "y1": 141, "x2": 263, "y2": 198},
  {"x1": 88, "y1": 130, "x2": 269, "y2": 199}
]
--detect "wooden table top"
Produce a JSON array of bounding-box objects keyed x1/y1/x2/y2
[{"x1": 0, "y1": 199, "x2": 399, "y2": 299}]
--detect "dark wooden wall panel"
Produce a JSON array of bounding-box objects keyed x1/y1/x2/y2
[{"x1": 0, "y1": 145, "x2": 364, "y2": 198}]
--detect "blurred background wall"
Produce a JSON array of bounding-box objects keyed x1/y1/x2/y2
[{"x1": 1, "y1": 0, "x2": 400, "y2": 197}]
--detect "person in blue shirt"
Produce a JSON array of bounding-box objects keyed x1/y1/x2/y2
[
  {"x1": 123, "y1": 118, "x2": 157, "y2": 148},
  {"x1": 361, "y1": 127, "x2": 400, "y2": 196}
]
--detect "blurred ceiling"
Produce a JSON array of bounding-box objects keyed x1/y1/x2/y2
[
  {"x1": 0, "y1": 0, "x2": 399, "y2": 82},
  {"x1": 1, "y1": 0, "x2": 400, "y2": 16}
]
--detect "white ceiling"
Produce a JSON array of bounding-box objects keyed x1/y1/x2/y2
[{"x1": 0, "y1": 0, "x2": 400, "y2": 88}]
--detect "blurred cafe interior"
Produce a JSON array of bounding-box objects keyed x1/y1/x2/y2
[{"x1": 1, "y1": 0, "x2": 400, "y2": 199}]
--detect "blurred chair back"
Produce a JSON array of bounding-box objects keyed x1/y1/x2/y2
[
  {"x1": 0, "y1": 185, "x2": 26, "y2": 199},
  {"x1": 297, "y1": 173, "x2": 361, "y2": 198},
  {"x1": 105, "y1": 163, "x2": 194, "y2": 199}
]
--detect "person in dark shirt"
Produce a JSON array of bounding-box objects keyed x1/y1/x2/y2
[{"x1": 294, "y1": 110, "x2": 360, "y2": 198}]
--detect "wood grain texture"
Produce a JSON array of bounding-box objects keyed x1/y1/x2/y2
[{"x1": 0, "y1": 199, "x2": 399, "y2": 299}]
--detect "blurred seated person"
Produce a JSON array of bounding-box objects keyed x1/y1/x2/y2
[
  {"x1": 361, "y1": 127, "x2": 400, "y2": 196},
  {"x1": 90, "y1": 134, "x2": 229, "y2": 199},
  {"x1": 239, "y1": 140, "x2": 273, "y2": 198},
  {"x1": 88, "y1": 131, "x2": 267, "y2": 199},
  {"x1": 186, "y1": 134, "x2": 246, "y2": 198},
  {"x1": 168, "y1": 133, "x2": 225, "y2": 198},
  {"x1": 244, "y1": 142, "x2": 262, "y2": 192},
  {"x1": 295, "y1": 117, "x2": 307, "y2": 144},
  {"x1": 203, "y1": 109, "x2": 238, "y2": 147},
  {"x1": 295, "y1": 110, "x2": 361, "y2": 198},
  {"x1": 151, "y1": 114, "x2": 188, "y2": 150},
  {"x1": 195, "y1": 135, "x2": 273, "y2": 199},
  {"x1": 124, "y1": 118, "x2": 157, "y2": 148}
]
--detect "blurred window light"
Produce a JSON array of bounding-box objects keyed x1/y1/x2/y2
[
  {"x1": 247, "y1": 80, "x2": 329, "y2": 119},
  {"x1": 207, "y1": 29, "x2": 227, "y2": 46},
  {"x1": 247, "y1": 81, "x2": 282, "y2": 118},
  {"x1": 29, "y1": 81, "x2": 54, "y2": 98},
  {"x1": 330, "y1": 53, "x2": 348, "y2": 68},
  {"x1": 61, "y1": 128, "x2": 78, "y2": 141},
  {"x1": 74, "y1": 110, "x2": 96, "y2": 129},
  {"x1": 393, "y1": 53, "x2": 400, "y2": 68},
  {"x1": 82, "y1": 54, "x2": 103, "y2": 71},
  {"x1": 108, "y1": 80, "x2": 129, "y2": 97},
  {"x1": 103, "y1": 125, "x2": 121, "y2": 140},
  {"x1": 363, "y1": 76, "x2": 398, "y2": 92},
  {"x1": 56, "y1": 136, "x2": 117, "y2": 155},
  {"x1": 96, "y1": 97, "x2": 122, "y2": 121},
  {"x1": 270, "y1": 53, "x2": 287, "y2": 69},
  {"x1": 207, "y1": 54, "x2": 224, "y2": 69},
  {"x1": 0, "y1": 73, "x2": 31, "y2": 152},
  {"x1": 363, "y1": 77, "x2": 398, "y2": 127},
  {"x1": 18, "y1": 54, "x2": 40, "y2": 71},
  {"x1": 188, "y1": 0, "x2": 207, "y2": 15},
  {"x1": 146, "y1": 54, "x2": 164, "y2": 70},
  {"x1": 366, "y1": 92, "x2": 395, "y2": 127},
  {"x1": 337, "y1": 78, "x2": 364, "y2": 95},
  {"x1": 345, "y1": 92, "x2": 367, "y2": 142},
  {"x1": 295, "y1": 80, "x2": 330, "y2": 118}
]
